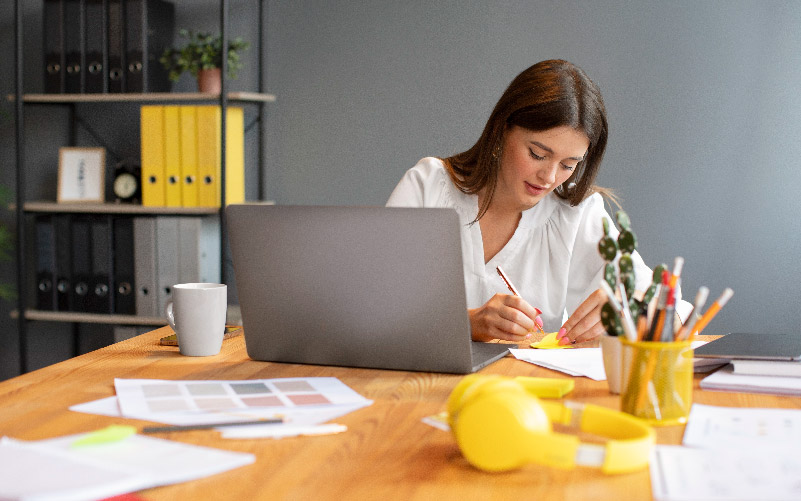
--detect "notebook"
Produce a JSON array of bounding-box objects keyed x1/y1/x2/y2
[
  {"x1": 693, "y1": 332, "x2": 801, "y2": 361},
  {"x1": 226, "y1": 204, "x2": 510, "y2": 374}
]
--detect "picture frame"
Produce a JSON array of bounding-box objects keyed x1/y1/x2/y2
[{"x1": 57, "y1": 147, "x2": 106, "y2": 203}]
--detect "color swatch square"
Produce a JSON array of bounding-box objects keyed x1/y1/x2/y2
[
  {"x1": 241, "y1": 395, "x2": 283, "y2": 407},
  {"x1": 142, "y1": 384, "x2": 182, "y2": 398},
  {"x1": 231, "y1": 383, "x2": 271, "y2": 395},
  {"x1": 147, "y1": 399, "x2": 192, "y2": 413},
  {"x1": 287, "y1": 393, "x2": 331, "y2": 406},
  {"x1": 274, "y1": 380, "x2": 316, "y2": 392},
  {"x1": 194, "y1": 397, "x2": 237, "y2": 410},
  {"x1": 186, "y1": 383, "x2": 227, "y2": 396}
]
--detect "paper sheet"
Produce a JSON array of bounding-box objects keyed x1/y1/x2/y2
[
  {"x1": 71, "y1": 377, "x2": 373, "y2": 430},
  {"x1": 649, "y1": 404, "x2": 801, "y2": 500},
  {"x1": 509, "y1": 347, "x2": 606, "y2": 380},
  {"x1": 650, "y1": 445, "x2": 801, "y2": 501},
  {"x1": 0, "y1": 433, "x2": 254, "y2": 501},
  {"x1": 683, "y1": 403, "x2": 801, "y2": 449}
]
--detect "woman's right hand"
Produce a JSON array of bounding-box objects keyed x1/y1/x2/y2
[{"x1": 468, "y1": 293, "x2": 542, "y2": 342}]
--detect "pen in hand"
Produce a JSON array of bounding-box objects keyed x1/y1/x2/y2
[{"x1": 495, "y1": 266, "x2": 546, "y2": 335}]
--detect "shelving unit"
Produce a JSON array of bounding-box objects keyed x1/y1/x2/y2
[
  {"x1": 12, "y1": 0, "x2": 272, "y2": 373},
  {"x1": 15, "y1": 202, "x2": 219, "y2": 215},
  {"x1": 8, "y1": 91, "x2": 275, "y2": 103}
]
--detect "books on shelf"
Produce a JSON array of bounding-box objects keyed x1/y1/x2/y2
[{"x1": 140, "y1": 105, "x2": 244, "y2": 208}]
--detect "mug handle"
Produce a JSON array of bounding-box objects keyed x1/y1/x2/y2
[{"x1": 165, "y1": 301, "x2": 176, "y2": 332}]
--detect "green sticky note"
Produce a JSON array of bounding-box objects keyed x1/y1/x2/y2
[{"x1": 71, "y1": 425, "x2": 137, "y2": 448}]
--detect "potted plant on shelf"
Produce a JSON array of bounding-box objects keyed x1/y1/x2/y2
[{"x1": 160, "y1": 29, "x2": 250, "y2": 93}]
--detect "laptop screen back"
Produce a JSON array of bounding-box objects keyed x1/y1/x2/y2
[{"x1": 226, "y1": 205, "x2": 493, "y2": 373}]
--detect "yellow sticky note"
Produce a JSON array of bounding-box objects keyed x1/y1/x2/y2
[
  {"x1": 71, "y1": 425, "x2": 137, "y2": 448},
  {"x1": 530, "y1": 332, "x2": 569, "y2": 349}
]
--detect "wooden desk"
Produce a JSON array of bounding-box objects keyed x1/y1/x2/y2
[{"x1": 2, "y1": 328, "x2": 799, "y2": 500}]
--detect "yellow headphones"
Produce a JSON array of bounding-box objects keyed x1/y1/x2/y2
[{"x1": 447, "y1": 374, "x2": 655, "y2": 474}]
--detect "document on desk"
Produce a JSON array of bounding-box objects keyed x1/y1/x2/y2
[
  {"x1": 71, "y1": 377, "x2": 373, "y2": 431},
  {"x1": 509, "y1": 348, "x2": 606, "y2": 380},
  {"x1": 651, "y1": 445, "x2": 801, "y2": 501},
  {"x1": 650, "y1": 404, "x2": 801, "y2": 500},
  {"x1": 683, "y1": 403, "x2": 801, "y2": 449},
  {"x1": 0, "y1": 433, "x2": 254, "y2": 501}
]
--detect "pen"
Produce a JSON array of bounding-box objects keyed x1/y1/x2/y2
[
  {"x1": 690, "y1": 287, "x2": 734, "y2": 339},
  {"x1": 142, "y1": 417, "x2": 284, "y2": 434},
  {"x1": 495, "y1": 266, "x2": 546, "y2": 335}
]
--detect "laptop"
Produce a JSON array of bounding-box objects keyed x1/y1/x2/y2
[
  {"x1": 694, "y1": 332, "x2": 801, "y2": 361},
  {"x1": 226, "y1": 204, "x2": 509, "y2": 374}
]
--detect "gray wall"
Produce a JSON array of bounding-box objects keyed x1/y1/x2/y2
[{"x1": 1, "y1": 1, "x2": 799, "y2": 379}]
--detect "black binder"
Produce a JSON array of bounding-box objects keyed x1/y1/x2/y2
[
  {"x1": 89, "y1": 215, "x2": 114, "y2": 313},
  {"x1": 63, "y1": 0, "x2": 83, "y2": 94},
  {"x1": 70, "y1": 215, "x2": 92, "y2": 312},
  {"x1": 84, "y1": 0, "x2": 107, "y2": 93},
  {"x1": 125, "y1": 0, "x2": 175, "y2": 93},
  {"x1": 54, "y1": 214, "x2": 73, "y2": 311},
  {"x1": 107, "y1": 0, "x2": 125, "y2": 92},
  {"x1": 44, "y1": 0, "x2": 65, "y2": 93},
  {"x1": 34, "y1": 215, "x2": 57, "y2": 311},
  {"x1": 113, "y1": 216, "x2": 136, "y2": 314}
]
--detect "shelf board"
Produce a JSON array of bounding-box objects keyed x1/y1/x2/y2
[
  {"x1": 11, "y1": 309, "x2": 168, "y2": 326},
  {"x1": 7, "y1": 91, "x2": 276, "y2": 104},
  {"x1": 13, "y1": 201, "x2": 220, "y2": 215}
]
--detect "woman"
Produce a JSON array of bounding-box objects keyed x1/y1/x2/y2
[{"x1": 387, "y1": 59, "x2": 684, "y2": 345}]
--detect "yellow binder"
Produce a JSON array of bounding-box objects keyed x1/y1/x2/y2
[
  {"x1": 140, "y1": 105, "x2": 165, "y2": 206},
  {"x1": 225, "y1": 107, "x2": 245, "y2": 206},
  {"x1": 162, "y1": 105, "x2": 182, "y2": 207},
  {"x1": 195, "y1": 106, "x2": 245, "y2": 207},
  {"x1": 179, "y1": 106, "x2": 199, "y2": 207}
]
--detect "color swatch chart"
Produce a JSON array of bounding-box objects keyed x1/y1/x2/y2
[{"x1": 114, "y1": 377, "x2": 372, "y2": 417}]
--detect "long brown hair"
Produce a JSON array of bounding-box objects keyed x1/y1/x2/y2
[{"x1": 443, "y1": 60, "x2": 610, "y2": 221}]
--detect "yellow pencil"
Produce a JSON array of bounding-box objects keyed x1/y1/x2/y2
[{"x1": 690, "y1": 288, "x2": 733, "y2": 340}]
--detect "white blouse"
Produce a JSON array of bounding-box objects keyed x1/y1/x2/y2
[{"x1": 386, "y1": 157, "x2": 687, "y2": 332}]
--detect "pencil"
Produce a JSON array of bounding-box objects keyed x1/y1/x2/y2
[
  {"x1": 647, "y1": 270, "x2": 670, "y2": 342},
  {"x1": 616, "y1": 283, "x2": 639, "y2": 342},
  {"x1": 675, "y1": 286, "x2": 709, "y2": 341},
  {"x1": 598, "y1": 279, "x2": 636, "y2": 342},
  {"x1": 496, "y1": 265, "x2": 521, "y2": 296},
  {"x1": 690, "y1": 288, "x2": 734, "y2": 339},
  {"x1": 669, "y1": 257, "x2": 684, "y2": 289},
  {"x1": 142, "y1": 417, "x2": 284, "y2": 434},
  {"x1": 495, "y1": 265, "x2": 546, "y2": 335}
]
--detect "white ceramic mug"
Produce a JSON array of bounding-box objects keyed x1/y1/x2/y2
[{"x1": 165, "y1": 283, "x2": 227, "y2": 357}]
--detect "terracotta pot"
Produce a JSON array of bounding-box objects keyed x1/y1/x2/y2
[{"x1": 197, "y1": 68, "x2": 222, "y2": 93}]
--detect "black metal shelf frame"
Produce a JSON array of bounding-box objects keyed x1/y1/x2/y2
[{"x1": 12, "y1": 0, "x2": 269, "y2": 374}]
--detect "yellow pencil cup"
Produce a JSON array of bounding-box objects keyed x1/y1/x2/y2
[{"x1": 620, "y1": 339, "x2": 693, "y2": 426}]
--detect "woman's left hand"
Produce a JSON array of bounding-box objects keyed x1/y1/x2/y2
[{"x1": 556, "y1": 288, "x2": 607, "y2": 345}]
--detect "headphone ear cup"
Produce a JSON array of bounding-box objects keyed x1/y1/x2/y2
[
  {"x1": 452, "y1": 385, "x2": 551, "y2": 472},
  {"x1": 447, "y1": 374, "x2": 501, "y2": 425}
]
